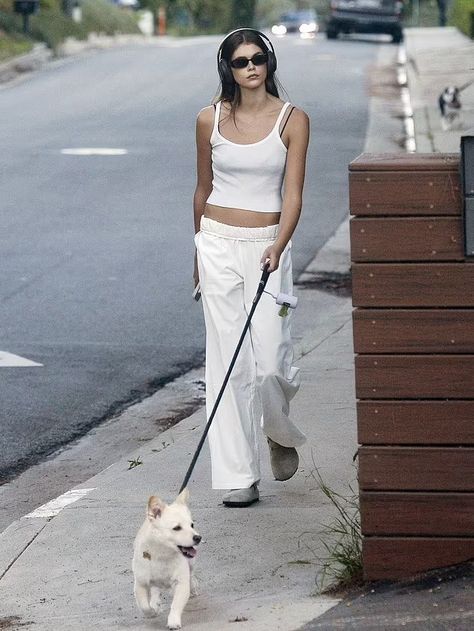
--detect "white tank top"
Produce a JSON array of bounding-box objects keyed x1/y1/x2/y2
[{"x1": 206, "y1": 101, "x2": 291, "y2": 213}]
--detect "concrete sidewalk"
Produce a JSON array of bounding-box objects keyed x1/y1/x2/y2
[
  {"x1": 1, "y1": 27, "x2": 473, "y2": 631},
  {"x1": 0, "y1": 266, "x2": 354, "y2": 630},
  {"x1": 404, "y1": 27, "x2": 474, "y2": 152}
]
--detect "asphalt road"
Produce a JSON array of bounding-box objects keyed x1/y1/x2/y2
[{"x1": 0, "y1": 32, "x2": 379, "y2": 481}]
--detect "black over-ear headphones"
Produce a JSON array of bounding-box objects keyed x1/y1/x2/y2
[{"x1": 217, "y1": 28, "x2": 277, "y2": 85}]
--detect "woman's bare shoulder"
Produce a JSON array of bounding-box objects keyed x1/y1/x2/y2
[
  {"x1": 196, "y1": 105, "x2": 215, "y2": 124},
  {"x1": 285, "y1": 106, "x2": 310, "y2": 136},
  {"x1": 288, "y1": 105, "x2": 309, "y2": 125},
  {"x1": 284, "y1": 106, "x2": 310, "y2": 149}
]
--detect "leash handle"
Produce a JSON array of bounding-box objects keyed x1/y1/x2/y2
[{"x1": 255, "y1": 262, "x2": 271, "y2": 301}]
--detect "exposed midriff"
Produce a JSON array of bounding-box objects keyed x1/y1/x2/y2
[{"x1": 204, "y1": 202, "x2": 280, "y2": 228}]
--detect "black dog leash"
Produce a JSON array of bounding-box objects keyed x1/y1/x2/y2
[{"x1": 179, "y1": 264, "x2": 271, "y2": 493}]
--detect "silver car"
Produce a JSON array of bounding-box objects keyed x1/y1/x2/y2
[{"x1": 272, "y1": 10, "x2": 319, "y2": 36}]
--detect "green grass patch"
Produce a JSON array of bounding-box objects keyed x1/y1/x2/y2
[
  {"x1": 0, "y1": 32, "x2": 33, "y2": 62},
  {"x1": 309, "y1": 464, "x2": 363, "y2": 593},
  {"x1": 449, "y1": 0, "x2": 474, "y2": 37},
  {"x1": 294, "y1": 454, "x2": 363, "y2": 594}
]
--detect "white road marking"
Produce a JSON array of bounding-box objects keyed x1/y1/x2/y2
[
  {"x1": 0, "y1": 351, "x2": 43, "y2": 367},
  {"x1": 23, "y1": 488, "x2": 96, "y2": 519},
  {"x1": 61, "y1": 148, "x2": 128, "y2": 156}
]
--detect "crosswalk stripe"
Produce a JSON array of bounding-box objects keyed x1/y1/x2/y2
[{"x1": 0, "y1": 351, "x2": 43, "y2": 367}]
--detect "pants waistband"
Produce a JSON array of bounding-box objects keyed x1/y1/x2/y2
[{"x1": 200, "y1": 216, "x2": 279, "y2": 241}]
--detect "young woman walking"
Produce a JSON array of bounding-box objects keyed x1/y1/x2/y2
[{"x1": 193, "y1": 28, "x2": 310, "y2": 507}]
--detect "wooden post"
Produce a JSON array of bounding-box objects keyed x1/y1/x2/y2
[{"x1": 349, "y1": 153, "x2": 474, "y2": 581}]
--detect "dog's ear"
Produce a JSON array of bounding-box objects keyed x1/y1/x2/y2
[
  {"x1": 147, "y1": 495, "x2": 166, "y2": 519},
  {"x1": 176, "y1": 487, "x2": 189, "y2": 505}
]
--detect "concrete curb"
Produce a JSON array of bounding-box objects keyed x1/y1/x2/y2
[
  {"x1": 0, "y1": 43, "x2": 52, "y2": 84},
  {"x1": 0, "y1": 32, "x2": 222, "y2": 85}
]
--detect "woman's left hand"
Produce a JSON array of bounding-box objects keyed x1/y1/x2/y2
[{"x1": 260, "y1": 244, "x2": 283, "y2": 273}]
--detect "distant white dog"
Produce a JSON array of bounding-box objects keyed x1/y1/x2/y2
[{"x1": 132, "y1": 489, "x2": 201, "y2": 630}]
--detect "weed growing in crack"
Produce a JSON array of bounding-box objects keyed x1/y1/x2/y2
[
  {"x1": 127, "y1": 456, "x2": 143, "y2": 470},
  {"x1": 306, "y1": 455, "x2": 363, "y2": 594}
]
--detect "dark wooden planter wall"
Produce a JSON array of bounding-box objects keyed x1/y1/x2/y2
[{"x1": 349, "y1": 153, "x2": 474, "y2": 581}]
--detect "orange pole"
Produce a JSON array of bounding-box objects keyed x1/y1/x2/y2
[{"x1": 158, "y1": 6, "x2": 166, "y2": 36}]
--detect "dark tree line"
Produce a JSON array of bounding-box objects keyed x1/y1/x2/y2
[{"x1": 139, "y1": 0, "x2": 257, "y2": 33}]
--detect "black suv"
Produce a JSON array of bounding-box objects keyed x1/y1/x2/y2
[{"x1": 326, "y1": 0, "x2": 404, "y2": 43}]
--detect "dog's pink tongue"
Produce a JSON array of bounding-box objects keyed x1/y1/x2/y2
[{"x1": 188, "y1": 547, "x2": 197, "y2": 558}]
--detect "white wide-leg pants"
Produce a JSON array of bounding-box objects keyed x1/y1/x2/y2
[{"x1": 195, "y1": 217, "x2": 306, "y2": 490}]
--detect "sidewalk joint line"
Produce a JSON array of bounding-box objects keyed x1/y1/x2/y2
[
  {"x1": 296, "y1": 316, "x2": 352, "y2": 360},
  {"x1": 0, "y1": 521, "x2": 50, "y2": 582}
]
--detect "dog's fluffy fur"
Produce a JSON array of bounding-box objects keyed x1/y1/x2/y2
[{"x1": 132, "y1": 488, "x2": 201, "y2": 630}]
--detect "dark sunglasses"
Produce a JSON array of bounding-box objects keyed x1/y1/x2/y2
[{"x1": 229, "y1": 52, "x2": 268, "y2": 69}]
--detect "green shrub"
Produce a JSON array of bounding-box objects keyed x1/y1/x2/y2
[
  {"x1": 449, "y1": 0, "x2": 474, "y2": 37},
  {"x1": 0, "y1": 0, "x2": 141, "y2": 55},
  {"x1": 0, "y1": 32, "x2": 33, "y2": 62},
  {"x1": 0, "y1": 10, "x2": 20, "y2": 35},
  {"x1": 80, "y1": 0, "x2": 141, "y2": 36},
  {"x1": 29, "y1": 7, "x2": 88, "y2": 49}
]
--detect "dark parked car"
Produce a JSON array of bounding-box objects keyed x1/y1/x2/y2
[{"x1": 326, "y1": 0, "x2": 404, "y2": 43}]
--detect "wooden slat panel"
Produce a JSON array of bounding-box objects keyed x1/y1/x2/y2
[
  {"x1": 353, "y1": 309, "x2": 474, "y2": 353},
  {"x1": 350, "y1": 217, "x2": 464, "y2": 261},
  {"x1": 362, "y1": 537, "x2": 474, "y2": 580},
  {"x1": 352, "y1": 264, "x2": 474, "y2": 307},
  {"x1": 349, "y1": 172, "x2": 462, "y2": 216},
  {"x1": 357, "y1": 400, "x2": 474, "y2": 444},
  {"x1": 360, "y1": 492, "x2": 474, "y2": 535},
  {"x1": 355, "y1": 355, "x2": 474, "y2": 399},
  {"x1": 358, "y1": 447, "x2": 474, "y2": 491},
  {"x1": 349, "y1": 152, "x2": 460, "y2": 171}
]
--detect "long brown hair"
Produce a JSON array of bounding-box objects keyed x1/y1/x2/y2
[{"x1": 214, "y1": 29, "x2": 286, "y2": 127}]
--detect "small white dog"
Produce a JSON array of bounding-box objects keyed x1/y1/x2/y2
[{"x1": 132, "y1": 488, "x2": 201, "y2": 630}]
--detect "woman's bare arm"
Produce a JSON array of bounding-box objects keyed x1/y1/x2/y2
[
  {"x1": 193, "y1": 106, "x2": 214, "y2": 284},
  {"x1": 194, "y1": 106, "x2": 214, "y2": 233},
  {"x1": 261, "y1": 108, "x2": 310, "y2": 272}
]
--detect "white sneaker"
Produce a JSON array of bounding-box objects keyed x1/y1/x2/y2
[{"x1": 222, "y1": 483, "x2": 259, "y2": 507}]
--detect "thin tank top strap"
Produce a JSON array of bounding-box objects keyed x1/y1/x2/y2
[
  {"x1": 212, "y1": 101, "x2": 221, "y2": 137},
  {"x1": 274, "y1": 102, "x2": 291, "y2": 131}
]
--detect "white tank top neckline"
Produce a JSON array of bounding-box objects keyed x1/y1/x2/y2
[{"x1": 214, "y1": 100, "x2": 291, "y2": 149}]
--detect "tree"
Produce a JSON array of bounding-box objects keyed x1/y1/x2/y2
[
  {"x1": 140, "y1": 0, "x2": 229, "y2": 34},
  {"x1": 229, "y1": 0, "x2": 257, "y2": 28},
  {"x1": 178, "y1": 0, "x2": 229, "y2": 31}
]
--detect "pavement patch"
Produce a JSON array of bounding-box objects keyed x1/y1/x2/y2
[
  {"x1": 0, "y1": 617, "x2": 35, "y2": 629},
  {"x1": 295, "y1": 272, "x2": 352, "y2": 298}
]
